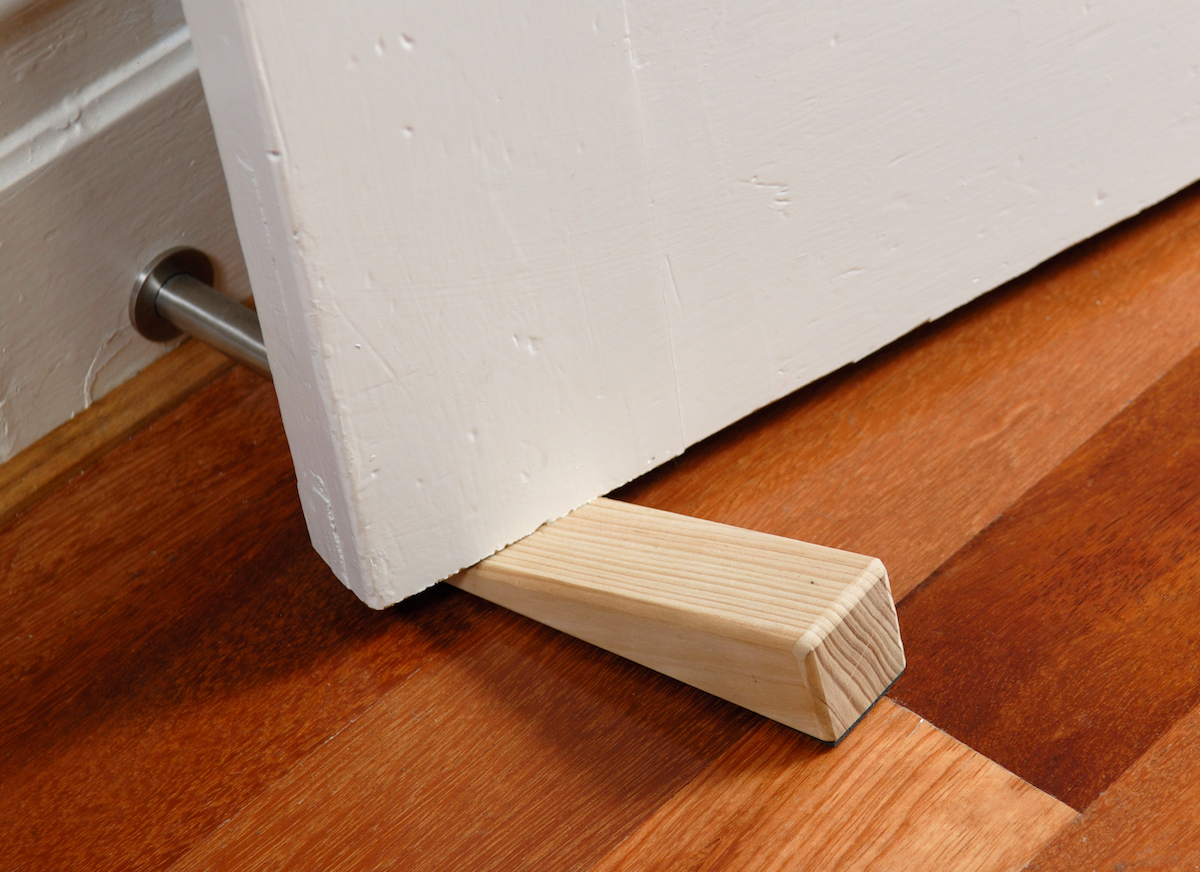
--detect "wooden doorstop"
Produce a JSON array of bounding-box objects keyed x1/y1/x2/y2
[{"x1": 450, "y1": 498, "x2": 905, "y2": 743}]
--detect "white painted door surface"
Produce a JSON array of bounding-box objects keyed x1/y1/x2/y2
[{"x1": 182, "y1": 0, "x2": 1200, "y2": 607}]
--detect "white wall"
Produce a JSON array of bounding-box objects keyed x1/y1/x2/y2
[{"x1": 0, "y1": 0, "x2": 247, "y2": 461}]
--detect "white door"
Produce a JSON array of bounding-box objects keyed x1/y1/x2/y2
[{"x1": 182, "y1": 0, "x2": 1200, "y2": 607}]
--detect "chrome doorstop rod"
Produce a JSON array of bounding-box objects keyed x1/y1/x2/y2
[{"x1": 130, "y1": 247, "x2": 272, "y2": 380}]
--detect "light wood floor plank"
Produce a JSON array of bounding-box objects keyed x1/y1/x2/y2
[{"x1": 590, "y1": 699, "x2": 1074, "y2": 872}]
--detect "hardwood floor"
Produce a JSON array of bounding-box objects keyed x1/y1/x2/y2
[
  {"x1": 590, "y1": 702, "x2": 1073, "y2": 872},
  {"x1": 1025, "y1": 700, "x2": 1200, "y2": 870},
  {"x1": 5, "y1": 181, "x2": 1200, "y2": 869},
  {"x1": 890, "y1": 340, "x2": 1200, "y2": 809}
]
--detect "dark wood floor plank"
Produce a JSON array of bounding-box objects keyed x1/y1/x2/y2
[
  {"x1": 617, "y1": 182, "x2": 1200, "y2": 600},
  {"x1": 889, "y1": 342, "x2": 1200, "y2": 810},
  {"x1": 1025, "y1": 699, "x2": 1200, "y2": 870},
  {"x1": 0, "y1": 367, "x2": 752, "y2": 872}
]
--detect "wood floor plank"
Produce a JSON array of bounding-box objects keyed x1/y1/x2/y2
[
  {"x1": 1025, "y1": 699, "x2": 1200, "y2": 871},
  {"x1": 889, "y1": 342, "x2": 1200, "y2": 810},
  {"x1": 0, "y1": 367, "x2": 753, "y2": 872},
  {"x1": 0, "y1": 339, "x2": 231, "y2": 528},
  {"x1": 616, "y1": 181, "x2": 1200, "y2": 600},
  {"x1": 165, "y1": 609, "x2": 758, "y2": 872},
  {"x1": 589, "y1": 699, "x2": 1074, "y2": 872}
]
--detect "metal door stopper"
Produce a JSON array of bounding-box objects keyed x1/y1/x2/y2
[{"x1": 130, "y1": 247, "x2": 271, "y2": 380}]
